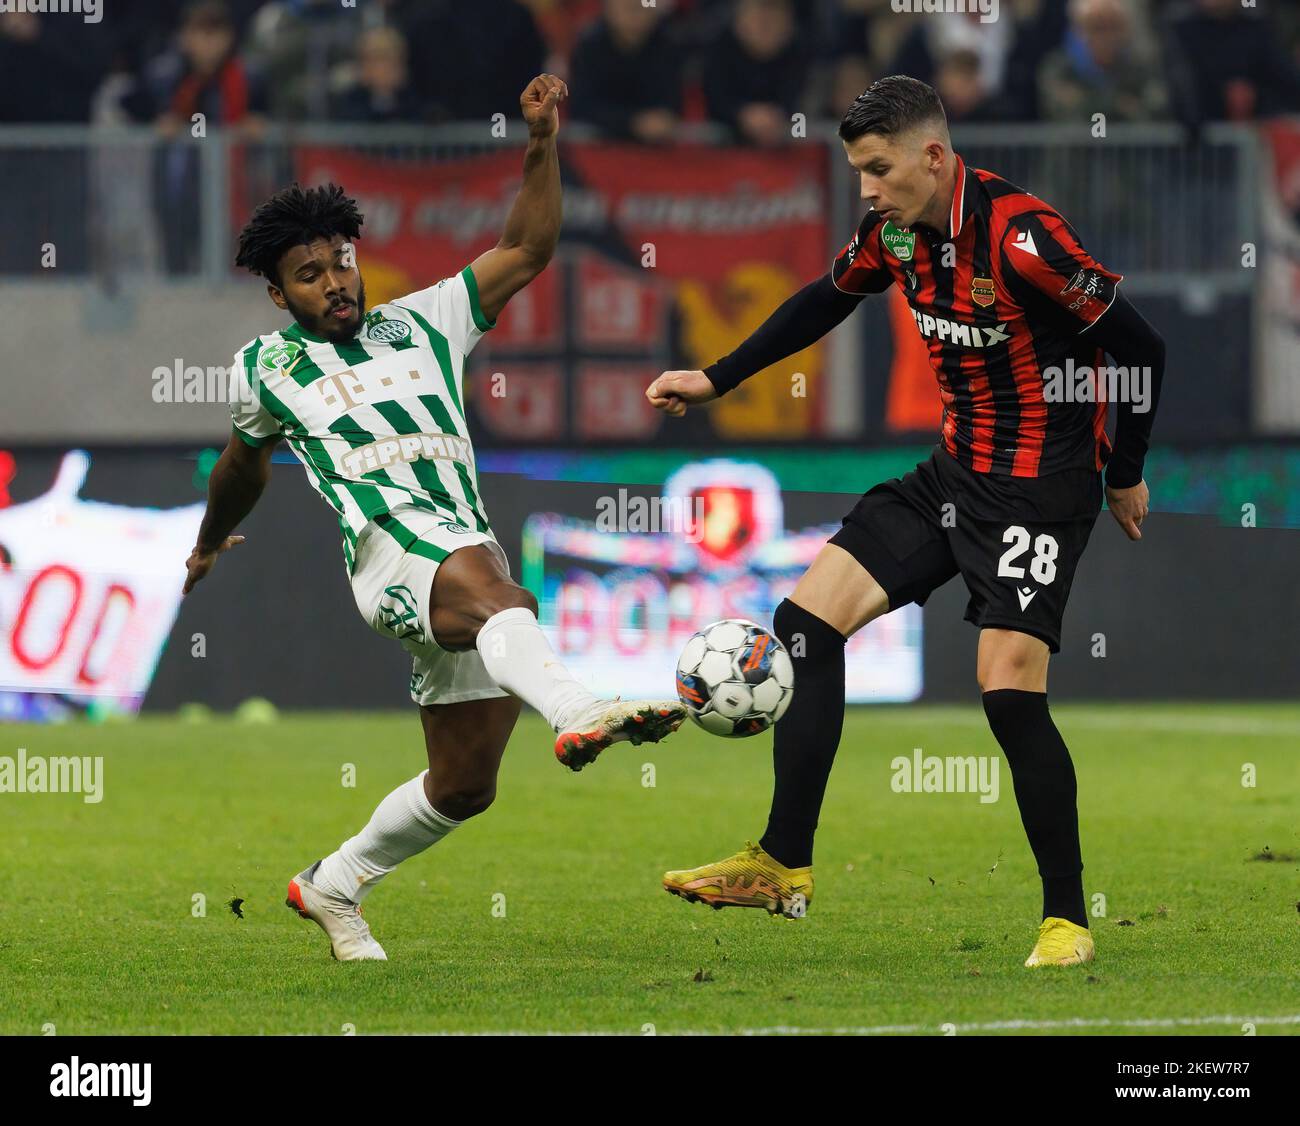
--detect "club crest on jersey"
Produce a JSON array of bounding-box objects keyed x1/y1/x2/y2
[
  {"x1": 880, "y1": 221, "x2": 915, "y2": 262},
  {"x1": 257, "y1": 340, "x2": 303, "y2": 372},
  {"x1": 971, "y1": 276, "x2": 996, "y2": 307},
  {"x1": 364, "y1": 315, "x2": 411, "y2": 344}
]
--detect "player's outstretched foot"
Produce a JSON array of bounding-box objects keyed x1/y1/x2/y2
[
  {"x1": 286, "y1": 862, "x2": 387, "y2": 962},
  {"x1": 554, "y1": 699, "x2": 686, "y2": 772},
  {"x1": 663, "y1": 841, "x2": 813, "y2": 918},
  {"x1": 1024, "y1": 916, "x2": 1094, "y2": 967}
]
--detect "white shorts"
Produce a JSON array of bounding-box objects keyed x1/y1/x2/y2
[{"x1": 350, "y1": 506, "x2": 511, "y2": 707}]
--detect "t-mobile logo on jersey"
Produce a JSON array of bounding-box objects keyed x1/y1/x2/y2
[{"x1": 313, "y1": 368, "x2": 433, "y2": 415}]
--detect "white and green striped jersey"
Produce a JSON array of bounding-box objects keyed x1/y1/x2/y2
[{"x1": 230, "y1": 266, "x2": 494, "y2": 573}]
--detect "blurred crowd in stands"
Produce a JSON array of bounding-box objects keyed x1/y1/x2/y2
[{"x1": 2, "y1": 0, "x2": 1299, "y2": 138}]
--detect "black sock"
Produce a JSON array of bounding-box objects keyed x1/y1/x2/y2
[
  {"x1": 759, "y1": 599, "x2": 847, "y2": 869},
  {"x1": 982, "y1": 689, "x2": 1087, "y2": 928}
]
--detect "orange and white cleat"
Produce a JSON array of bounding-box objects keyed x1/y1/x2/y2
[
  {"x1": 286, "y1": 862, "x2": 387, "y2": 961},
  {"x1": 554, "y1": 699, "x2": 686, "y2": 771}
]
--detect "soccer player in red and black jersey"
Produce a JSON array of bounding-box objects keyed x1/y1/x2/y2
[{"x1": 645, "y1": 76, "x2": 1165, "y2": 968}]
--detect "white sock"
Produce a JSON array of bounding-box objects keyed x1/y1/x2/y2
[
  {"x1": 314, "y1": 771, "x2": 460, "y2": 903},
  {"x1": 475, "y1": 606, "x2": 600, "y2": 732}
]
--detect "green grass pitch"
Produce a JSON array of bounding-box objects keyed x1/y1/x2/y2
[{"x1": 2, "y1": 704, "x2": 1297, "y2": 1036}]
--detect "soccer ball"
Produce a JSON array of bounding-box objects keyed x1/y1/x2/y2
[{"x1": 675, "y1": 619, "x2": 794, "y2": 737}]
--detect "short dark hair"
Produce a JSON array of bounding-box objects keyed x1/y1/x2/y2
[
  {"x1": 838, "y1": 75, "x2": 947, "y2": 142},
  {"x1": 234, "y1": 182, "x2": 363, "y2": 285}
]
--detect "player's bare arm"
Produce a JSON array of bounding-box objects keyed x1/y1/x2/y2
[
  {"x1": 468, "y1": 73, "x2": 567, "y2": 324},
  {"x1": 183, "y1": 428, "x2": 278, "y2": 594}
]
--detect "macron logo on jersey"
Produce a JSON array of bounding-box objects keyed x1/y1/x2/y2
[
  {"x1": 910, "y1": 308, "x2": 1011, "y2": 348},
  {"x1": 1011, "y1": 230, "x2": 1039, "y2": 257}
]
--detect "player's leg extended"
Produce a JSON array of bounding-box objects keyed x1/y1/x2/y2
[
  {"x1": 429, "y1": 544, "x2": 685, "y2": 771},
  {"x1": 290, "y1": 697, "x2": 519, "y2": 961},
  {"x1": 663, "y1": 544, "x2": 888, "y2": 916},
  {"x1": 978, "y1": 628, "x2": 1093, "y2": 967},
  {"x1": 419, "y1": 694, "x2": 521, "y2": 820}
]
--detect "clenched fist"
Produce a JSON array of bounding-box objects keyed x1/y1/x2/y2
[
  {"x1": 645, "y1": 370, "x2": 718, "y2": 417},
  {"x1": 521, "y1": 73, "x2": 567, "y2": 138}
]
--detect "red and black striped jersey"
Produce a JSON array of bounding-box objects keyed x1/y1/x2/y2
[{"x1": 832, "y1": 155, "x2": 1123, "y2": 478}]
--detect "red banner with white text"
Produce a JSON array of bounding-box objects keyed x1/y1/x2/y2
[{"x1": 294, "y1": 142, "x2": 831, "y2": 441}]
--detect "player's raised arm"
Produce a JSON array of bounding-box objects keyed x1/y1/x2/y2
[
  {"x1": 467, "y1": 74, "x2": 567, "y2": 325},
  {"x1": 646, "y1": 272, "x2": 867, "y2": 416},
  {"x1": 183, "y1": 428, "x2": 278, "y2": 594}
]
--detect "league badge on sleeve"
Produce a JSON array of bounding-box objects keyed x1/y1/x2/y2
[{"x1": 257, "y1": 340, "x2": 303, "y2": 373}]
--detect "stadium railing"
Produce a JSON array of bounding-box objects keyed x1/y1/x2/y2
[{"x1": 0, "y1": 121, "x2": 1259, "y2": 294}]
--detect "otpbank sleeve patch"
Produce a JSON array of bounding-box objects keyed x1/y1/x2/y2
[
  {"x1": 1000, "y1": 210, "x2": 1123, "y2": 329},
  {"x1": 257, "y1": 339, "x2": 303, "y2": 373},
  {"x1": 230, "y1": 338, "x2": 282, "y2": 447}
]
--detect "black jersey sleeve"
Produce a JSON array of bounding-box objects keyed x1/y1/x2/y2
[
  {"x1": 1080, "y1": 291, "x2": 1166, "y2": 489},
  {"x1": 703, "y1": 272, "x2": 864, "y2": 396},
  {"x1": 831, "y1": 209, "x2": 895, "y2": 295},
  {"x1": 1000, "y1": 209, "x2": 1123, "y2": 331}
]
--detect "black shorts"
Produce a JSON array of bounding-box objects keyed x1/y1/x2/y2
[{"x1": 829, "y1": 447, "x2": 1102, "y2": 653}]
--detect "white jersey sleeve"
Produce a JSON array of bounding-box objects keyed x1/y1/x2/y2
[
  {"x1": 229, "y1": 339, "x2": 282, "y2": 447},
  {"x1": 393, "y1": 265, "x2": 496, "y2": 357}
]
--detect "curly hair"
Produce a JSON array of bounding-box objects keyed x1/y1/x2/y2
[{"x1": 234, "y1": 182, "x2": 363, "y2": 285}]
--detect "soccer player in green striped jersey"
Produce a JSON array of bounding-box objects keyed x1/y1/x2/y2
[{"x1": 183, "y1": 75, "x2": 685, "y2": 961}]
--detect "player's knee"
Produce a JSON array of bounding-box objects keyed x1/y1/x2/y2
[
  {"x1": 482, "y1": 580, "x2": 537, "y2": 620},
  {"x1": 774, "y1": 597, "x2": 847, "y2": 665},
  {"x1": 439, "y1": 583, "x2": 537, "y2": 650},
  {"x1": 431, "y1": 780, "x2": 497, "y2": 821},
  {"x1": 977, "y1": 639, "x2": 1046, "y2": 693}
]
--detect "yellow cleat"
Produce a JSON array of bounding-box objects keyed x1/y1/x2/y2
[
  {"x1": 1024, "y1": 916, "x2": 1095, "y2": 967},
  {"x1": 663, "y1": 841, "x2": 812, "y2": 918}
]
